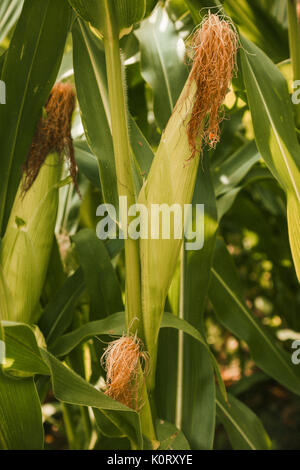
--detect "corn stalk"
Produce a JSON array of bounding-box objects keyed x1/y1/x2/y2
[
  {"x1": 287, "y1": 0, "x2": 300, "y2": 127},
  {"x1": 100, "y1": 0, "x2": 156, "y2": 446},
  {"x1": 101, "y1": 0, "x2": 142, "y2": 337}
]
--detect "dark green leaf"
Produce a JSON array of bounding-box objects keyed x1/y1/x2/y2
[
  {"x1": 50, "y1": 312, "x2": 125, "y2": 357},
  {"x1": 74, "y1": 140, "x2": 101, "y2": 188},
  {"x1": 39, "y1": 268, "x2": 85, "y2": 346},
  {"x1": 224, "y1": 0, "x2": 288, "y2": 63},
  {"x1": 41, "y1": 349, "x2": 142, "y2": 448},
  {"x1": 0, "y1": 0, "x2": 72, "y2": 233},
  {"x1": 73, "y1": 229, "x2": 123, "y2": 320},
  {"x1": 210, "y1": 239, "x2": 300, "y2": 396},
  {"x1": 240, "y1": 36, "x2": 300, "y2": 280},
  {"x1": 156, "y1": 420, "x2": 190, "y2": 450},
  {"x1": 0, "y1": 0, "x2": 24, "y2": 43},
  {"x1": 135, "y1": 5, "x2": 188, "y2": 129},
  {"x1": 216, "y1": 390, "x2": 271, "y2": 450},
  {"x1": 2, "y1": 322, "x2": 49, "y2": 376},
  {"x1": 0, "y1": 370, "x2": 43, "y2": 449},
  {"x1": 181, "y1": 156, "x2": 218, "y2": 449},
  {"x1": 72, "y1": 18, "x2": 119, "y2": 211}
]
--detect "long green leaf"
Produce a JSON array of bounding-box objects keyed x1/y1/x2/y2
[
  {"x1": 181, "y1": 156, "x2": 218, "y2": 449},
  {"x1": 41, "y1": 349, "x2": 142, "y2": 448},
  {"x1": 73, "y1": 229, "x2": 123, "y2": 320},
  {"x1": 2, "y1": 321, "x2": 142, "y2": 448},
  {"x1": 51, "y1": 312, "x2": 124, "y2": 357},
  {"x1": 0, "y1": 370, "x2": 43, "y2": 449},
  {"x1": 50, "y1": 310, "x2": 226, "y2": 401},
  {"x1": 39, "y1": 268, "x2": 85, "y2": 346},
  {"x1": 210, "y1": 239, "x2": 300, "y2": 396},
  {"x1": 49, "y1": 311, "x2": 209, "y2": 357},
  {"x1": 2, "y1": 322, "x2": 49, "y2": 376},
  {"x1": 240, "y1": 36, "x2": 300, "y2": 281},
  {"x1": 0, "y1": 0, "x2": 24, "y2": 44},
  {"x1": 0, "y1": 0, "x2": 71, "y2": 233},
  {"x1": 72, "y1": 18, "x2": 118, "y2": 211},
  {"x1": 216, "y1": 390, "x2": 271, "y2": 450},
  {"x1": 156, "y1": 420, "x2": 190, "y2": 450},
  {"x1": 74, "y1": 140, "x2": 101, "y2": 189},
  {"x1": 39, "y1": 239, "x2": 124, "y2": 347},
  {"x1": 73, "y1": 18, "x2": 153, "y2": 208},
  {"x1": 224, "y1": 0, "x2": 289, "y2": 63},
  {"x1": 213, "y1": 141, "x2": 260, "y2": 197},
  {"x1": 135, "y1": 4, "x2": 188, "y2": 130}
]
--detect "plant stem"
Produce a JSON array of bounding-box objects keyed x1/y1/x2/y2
[
  {"x1": 62, "y1": 403, "x2": 76, "y2": 450},
  {"x1": 102, "y1": 1, "x2": 156, "y2": 446},
  {"x1": 138, "y1": 362, "x2": 158, "y2": 446},
  {"x1": 102, "y1": 0, "x2": 142, "y2": 338},
  {"x1": 287, "y1": 0, "x2": 300, "y2": 127},
  {"x1": 80, "y1": 406, "x2": 91, "y2": 448}
]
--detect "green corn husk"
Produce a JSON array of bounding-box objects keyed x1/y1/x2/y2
[
  {"x1": 68, "y1": 0, "x2": 146, "y2": 38},
  {"x1": 138, "y1": 13, "x2": 239, "y2": 389},
  {"x1": 0, "y1": 153, "x2": 62, "y2": 323},
  {"x1": 138, "y1": 81, "x2": 200, "y2": 387}
]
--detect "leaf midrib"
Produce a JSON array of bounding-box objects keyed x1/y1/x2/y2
[
  {"x1": 216, "y1": 398, "x2": 256, "y2": 450},
  {"x1": 244, "y1": 51, "x2": 300, "y2": 204},
  {"x1": 152, "y1": 25, "x2": 174, "y2": 113},
  {"x1": 211, "y1": 267, "x2": 299, "y2": 379},
  {"x1": 77, "y1": 19, "x2": 111, "y2": 127}
]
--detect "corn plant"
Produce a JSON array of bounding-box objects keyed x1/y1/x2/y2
[{"x1": 0, "y1": 0, "x2": 300, "y2": 451}]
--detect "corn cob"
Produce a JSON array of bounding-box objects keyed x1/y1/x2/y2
[
  {"x1": 138, "y1": 13, "x2": 238, "y2": 388},
  {"x1": 0, "y1": 83, "x2": 76, "y2": 323}
]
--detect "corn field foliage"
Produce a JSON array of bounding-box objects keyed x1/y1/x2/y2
[{"x1": 0, "y1": 0, "x2": 300, "y2": 451}]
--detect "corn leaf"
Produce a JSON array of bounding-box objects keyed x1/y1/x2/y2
[
  {"x1": 74, "y1": 140, "x2": 101, "y2": 189},
  {"x1": 39, "y1": 238, "x2": 125, "y2": 346},
  {"x1": 72, "y1": 18, "x2": 118, "y2": 210},
  {"x1": 216, "y1": 390, "x2": 271, "y2": 450},
  {"x1": 39, "y1": 268, "x2": 85, "y2": 346},
  {"x1": 224, "y1": 0, "x2": 288, "y2": 63},
  {"x1": 41, "y1": 349, "x2": 143, "y2": 449},
  {"x1": 0, "y1": 0, "x2": 24, "y2": 44},
  {"x1": 240, "y1": 36, "x2": 300, "y2": 281},
  {"x1": 181, "y1": 157, "x2": 218, "y2": 450},
  {"x1": 156, "y1": 420, "x2": 190, "y2": 450},
  {"x1": 213, "y1": 141, "x2": 260, "y2": 197},
  {"x1": 0, "y1": 0, "x2": 72, "y2": 233},
  {"x1": 73, "y1": 229, "x2": 123, "y2": 320},
  {"x1": 135, "y1": 5, "x2": 188, "y2": 130},
  {"x1": 49, "y1": 310, "x2": 226, "y2": 401},
  {"x1": 2, "y1": 320, "x2": 142, "y2": 448},
  {"x1": 72, "y1": 19, "x2": 152, "y2": 209},
  {"x1": 1, "y1": 322, "x2": 49, "y2": 376},
  {"x1": 0, "y1": 371, "x2": 43, "y2": 449},
  {"x1": 93, "y1": 407, "x2": 129, "y2": 439},
  {"x1": 145, "y1": 0, "x2": 158, "y2": 17},
  {"x1": 155, "y1": 266, "x2": 180, "y2": 425},
  {"x1": 210, "y1": 239, "x2": 300, "y2": 396}
]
